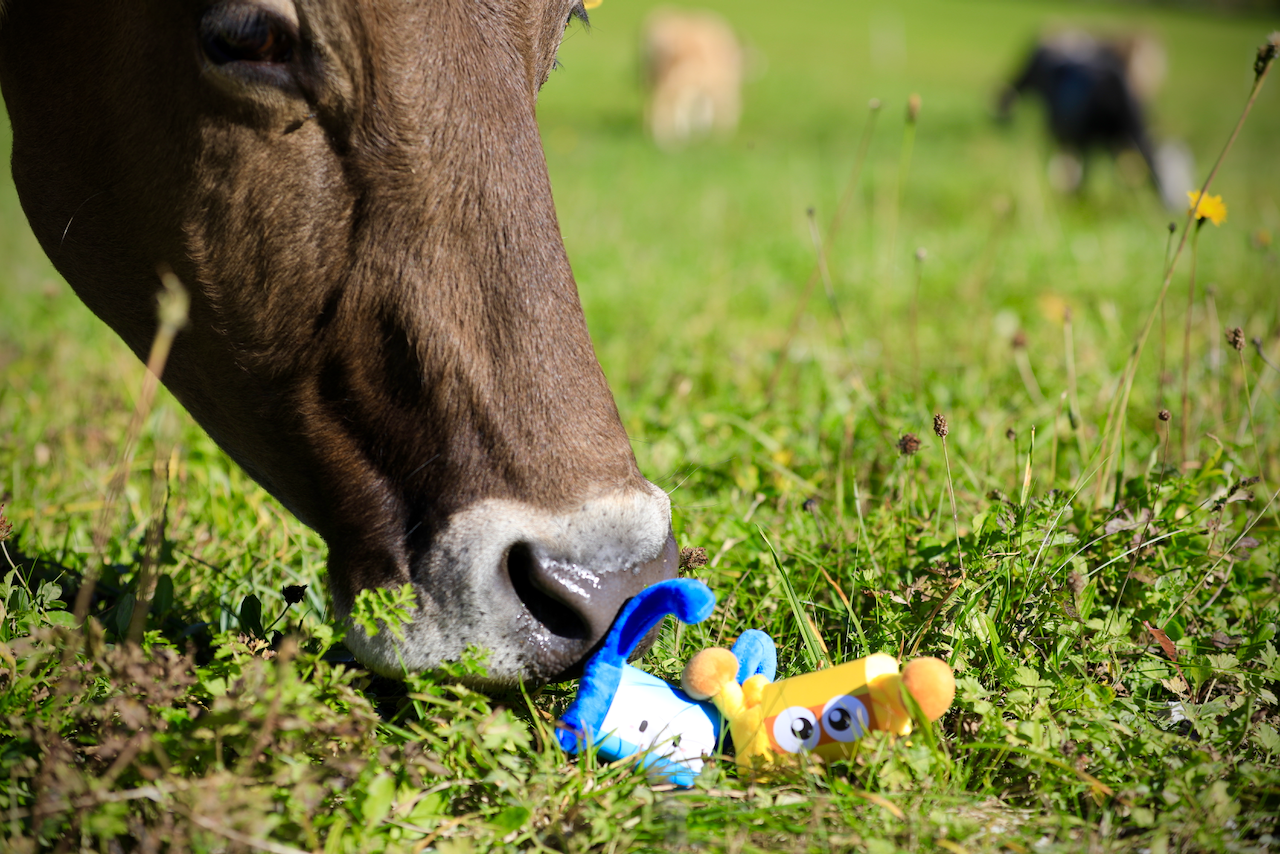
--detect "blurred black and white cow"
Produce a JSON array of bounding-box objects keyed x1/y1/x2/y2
[{"x1": 998, "y1": 30, "x2": 1192, "y2": 208}]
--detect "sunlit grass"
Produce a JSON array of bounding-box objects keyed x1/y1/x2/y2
[{"x1": 2, "y1": 1, "x2": 1279, "y2": 851}]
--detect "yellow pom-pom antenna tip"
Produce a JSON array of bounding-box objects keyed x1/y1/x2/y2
[
  {"x1": 901, "y1": 657, "x2": 956, "y2": 721},
  {"x1": 681, "y1": 648, "x2": 738, "y2": 701}
]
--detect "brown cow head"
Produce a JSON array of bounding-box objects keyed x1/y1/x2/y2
[{"x1": 0, "y1": 0, "x2": 677, "y2": 684}]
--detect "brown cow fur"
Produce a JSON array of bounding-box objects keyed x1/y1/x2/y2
[{"x1": 0, "y1": 0, "x2": 676, "y2": 683}]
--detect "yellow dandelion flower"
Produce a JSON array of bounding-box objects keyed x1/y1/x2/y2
[{"x1": 1187, "y1": 191, "x2": 1227, "y2": 226}]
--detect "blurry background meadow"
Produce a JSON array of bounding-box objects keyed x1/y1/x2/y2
[{"x1": 2, "y1": 0, "x2": 1279, "y2": 851}]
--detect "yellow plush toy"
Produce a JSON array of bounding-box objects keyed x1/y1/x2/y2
[{"x1": 682, "y1": 648, "x2": 955, "y2": 772}]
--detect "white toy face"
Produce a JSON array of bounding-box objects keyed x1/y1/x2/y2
[{"x1": 597, "y1": 666, "x2": 721, "y2": 771}]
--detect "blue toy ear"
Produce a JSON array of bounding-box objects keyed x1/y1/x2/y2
[
  {"x1": 556, "y1": 578, "x2": 715, "y2": 755},
  {"x1": 602, "y1": 578, "x2": 716, "y2": 664},
  {"x1": 730, "y1": 629, "x2": 777, "y2": 683}
]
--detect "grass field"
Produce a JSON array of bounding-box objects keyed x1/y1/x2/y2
[{"x1": 3, "y1": 1, "x2": 1280, "y2": 851}]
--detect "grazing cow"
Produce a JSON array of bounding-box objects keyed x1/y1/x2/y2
[
  {"x1": 641, "y1": 8, "x2": 743, "y2": 148},
  {"x1": 0, "y1": 0, "x2": 678, "y2": 685},
  {"x1": 998, "y1": 30, "x2": 1168, "y2": 198}
]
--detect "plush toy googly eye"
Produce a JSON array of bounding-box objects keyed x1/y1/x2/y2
[
  {"x1": 769, "y1": 706, "x2": 821, "y2": 753},
  {"x1": 821, "y1": 695, "x2": 869, "y2": 743}
]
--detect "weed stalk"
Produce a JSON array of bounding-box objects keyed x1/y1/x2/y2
[
  {"x1": 1092, "y1": 38, "x2": 1275, "y2": 509},
  {"x1": 934, "y1": 414, "x2": 965, "y2": 575},
  {"x1": 124, "y1": 451, "x2": 175, "y2": 644},
  {"x1": 75, "y1": 267, "x2": 190, "y2": 627},
  {"x1": 1206, "y1": 285, "x2": 1222, "y2": 428},
  {"x1": 1179, "y1": 223, "x2": 1203, "y2": 468},
  {"x1": 1050, "y1": 392, "x2": 1065, "y2": 488},
  {"x1": 1013, "y1": 331, "x2": 1045, "y2": 405},
  {"x1": 1158, "y1": 221, "x2": 1177, "y2": 409},
  {"x1": 885, "y1": 94, "x2": 921, "y2": 276},
  {"x1": 807, "y1": 206, "x2": 854, "y2": 357},
  {"x1": 1230, "y1": 329, "x2": 1266, "y2": 482},
  {"x1": 766, "y1": 99, "x2": 882, "y2": 403},
  {"x1": 1064, "y1": 307, "x2": 1086, "y2": 461},
  {"x1": 911, "y1": 248, "x2": 926, "y2": 391}
]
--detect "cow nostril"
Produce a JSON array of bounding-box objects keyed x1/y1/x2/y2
[
  {"x1": 502, "y1": 532, "x2": 679, "y2": 680},
  {"x1": 506, "y1": 542, "x2": 590, "y2": 641}
]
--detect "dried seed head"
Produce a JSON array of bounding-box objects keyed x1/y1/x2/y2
[
  {"x1": 283, "y1": 584, "x2": 308, "y2": 605},
  {"x1": 1067, "y1": 570, "x2": 1086, "y2": 596},
  {"x1": 1158, "y1": 409, "x2": 1171, "y2": 422},
  {"x1": 155, "y1": 266, "x2": 191, "y2": 334},
  {"x1": 1226, "y1": 326, "x2": 1245, "y2": 351},
  {"x1": 869, "y1": 97, "x2": 882, "y2": 111},
  {"x1": 907, "y1": 93, "x2": 922, "y2": 123},
  {"x1": 915, "y1": 247, "x2": 928, "y2": 263},
  {"x1": 1255, "y1": 34, "x2": 1278, "y2": 80},
  {"x1": 1167, "y1": 221, "x2": 1177, "y2": 234},
  {"x1": 679, "y1": 546, "x2": 708, "y2": 570},
  {"x1": 1063, "y1": 306, "x2": 1073, "y2": 323},
  {"x1": 897, "y1": 433, "x2": 922, "y2": 455},
  {"x1": 1011, "y1": 330, "x2": 1028, "y2": 349},
  {"x1": 933, "y1": 413, "x2": 949, "y2": 438},
  {"x1": 1006, "y1": 428, "x2": 1017, "y2": 442}
]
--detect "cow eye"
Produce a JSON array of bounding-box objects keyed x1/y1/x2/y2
[{"x1": 201, "y1": 5, "x2": 297, "y2": 65}]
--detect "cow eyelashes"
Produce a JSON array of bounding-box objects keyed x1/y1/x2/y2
[
  {"x1": 551, "y1": 2, "x2": 589, "y2": 74},
  {"x1": 201, "y1": 5, "x2": 298, "y2": 66}
]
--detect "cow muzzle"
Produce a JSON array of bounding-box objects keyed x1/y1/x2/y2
[{"x1": 339, "y1": 481, "x2": 679, "y2": 685}]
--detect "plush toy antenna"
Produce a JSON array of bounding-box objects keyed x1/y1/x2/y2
[
  {"x1": 901, "y1": 656, "x2": 956, "y2": 721},
  {"x1": 607, "y1": 578, "x2": 715, "y2": 661},
  {"x1": 731, "y1": 629, "x2": 777, "y2": 683}
]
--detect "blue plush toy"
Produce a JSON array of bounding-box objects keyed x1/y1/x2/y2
[{"x1": 556, "y1": 578, "x2": 776, "y2": 787}]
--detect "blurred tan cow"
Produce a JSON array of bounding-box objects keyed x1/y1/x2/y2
[{"x1": 641, "y1": 8, "x2": 743, "y2": 148}]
